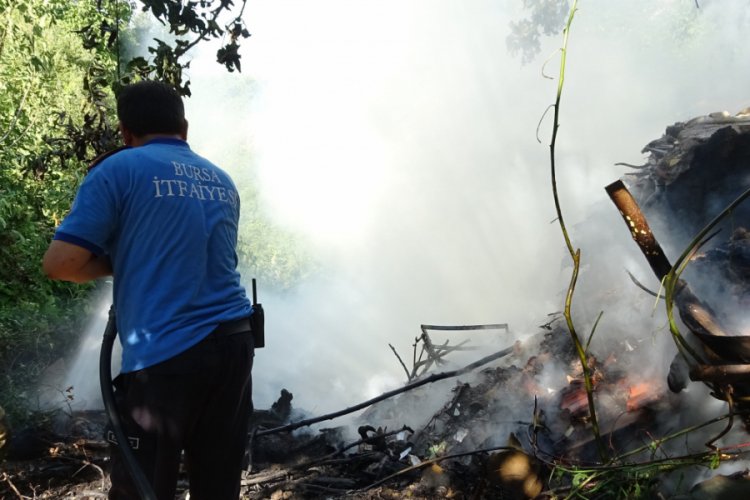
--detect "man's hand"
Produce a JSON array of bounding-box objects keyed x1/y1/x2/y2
[{"x1": 42, "y1": 240, "x2": 112, "y2": 283}]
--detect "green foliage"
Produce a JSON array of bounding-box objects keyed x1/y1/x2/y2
[
  {"x1": 549, "y1": 452, "x2": 738, "y2": 500},
  {"x1": 554, "y1": 465, "x2": 661, "y2": 499},
  {"x1": 0, "y1": 0, "x2": 120, "y2": 426},
  {"x1": 236, "y1": 184, "x2": 315, "y2": 293}
]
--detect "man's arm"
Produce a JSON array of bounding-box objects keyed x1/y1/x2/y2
[{"x1": 42, "y1": 240, "x2": 112, "y2": 283}]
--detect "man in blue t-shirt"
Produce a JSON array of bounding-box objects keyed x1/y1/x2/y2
[{"x1": 43, "y1": 81, "x2": 254, "y2": 500}]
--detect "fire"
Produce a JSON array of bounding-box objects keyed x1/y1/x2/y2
[{"x1": 626, "y1": 381, "x2": 660, "y2": 413}]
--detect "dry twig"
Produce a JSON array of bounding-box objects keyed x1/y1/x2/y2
[
  {"x1": 1, "y1": 472, "x2": 28, "y2": 500},
  {"x1": 356, "y1": 445, "x2": 515, "y2": 492}
]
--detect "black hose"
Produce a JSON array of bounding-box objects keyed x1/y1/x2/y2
[{"x1": 99, "y1": 305, "x2": 157, "y2": 500}]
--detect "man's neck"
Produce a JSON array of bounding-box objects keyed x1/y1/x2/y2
[{"x1": 131, "y1": 133, "x2": 184, "y2": 147}]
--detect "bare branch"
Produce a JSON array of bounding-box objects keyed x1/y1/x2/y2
[{"x1": 389, "y1": 343, "x2": 411, "y2": 380}]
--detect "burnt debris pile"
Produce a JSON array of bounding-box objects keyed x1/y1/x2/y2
[
  {"x1": 612, "y1": 109, "x2": 750, "y2": 431},
  {"x1": 241, "y1": 325, "x2": 692, "y2": 499},
  {"x1": 625, "y1": 109, "x2": 750, "y2": 244}
]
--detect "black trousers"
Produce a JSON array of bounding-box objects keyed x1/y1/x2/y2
[{"x1": 108, "y1": 329, "x2": 254, "y2": 500}]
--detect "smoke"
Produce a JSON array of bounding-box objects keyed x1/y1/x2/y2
[
  {"x1": 49, "y1": 1, "x2": 750, "y2": 472},
  {"x1": 38, "y1": 286, "x2": 116, "y2": 414},
  {"x1": 183, "y1": 0, "x2": 750, "y2": 416}
]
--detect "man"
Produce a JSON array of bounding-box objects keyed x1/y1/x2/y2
[{"x1": 43, "y1": 81, "x2": 254, "y2": 500}]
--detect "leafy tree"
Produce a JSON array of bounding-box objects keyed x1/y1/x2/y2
[
  {"x1": 507, "y1": 1, "x2": 706, "y2": 65},
  {"x1": 507, "y1": 0, "x2": 570, "y2": 64},
  {"x1": 0, "y1": 0, "x2": 121, "y2": 424},
  {"x1": 127, "y1": 0, "x2": 251, "y2": 95}
]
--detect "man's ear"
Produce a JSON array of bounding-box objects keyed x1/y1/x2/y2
[{"x1": 119, "y1": 122, "x2": 136, "y2": 146}]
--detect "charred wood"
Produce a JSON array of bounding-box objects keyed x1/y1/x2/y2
[{"x1": 606, "y1": 179, "x2": 672, "y2": 281}]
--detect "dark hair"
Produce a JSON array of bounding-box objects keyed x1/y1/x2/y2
[{"x1": 116, "y1": 81, "x2": 186, "y2": 137}]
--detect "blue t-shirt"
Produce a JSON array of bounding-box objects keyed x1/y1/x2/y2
[{"x1": 55, "y1": 138, "x2": 252, "y2": 372}]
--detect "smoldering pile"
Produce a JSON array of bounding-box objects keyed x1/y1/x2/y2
[
  {"x1": 241, "y1": 314, "x2": 676, "y2": 497},
  {"x1": 243, "y1": 318, "x2": 716, "y2": 499},
  {"x1": 241, "y1": 109, "x2": 750, "y2": 499}
]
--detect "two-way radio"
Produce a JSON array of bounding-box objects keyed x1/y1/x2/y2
[{"x1": 251, "y1": 278, "x2": 265, "y2": 348}]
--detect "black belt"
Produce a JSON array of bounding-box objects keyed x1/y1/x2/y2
[{"x1": 210, "y1": 317, "x2": 252, "y2": 337}]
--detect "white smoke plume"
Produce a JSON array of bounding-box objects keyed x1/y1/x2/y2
[
  {"x1": 57, "y1": 3, "x2": 750, "y2": 469},
  {"x1": 184, "y1": 0, "x2": 750, "y2": 413}
]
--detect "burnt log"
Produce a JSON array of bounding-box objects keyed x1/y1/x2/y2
[
  {"x1": 606, "y1": 177, "x2": 750, "y2": 396},
  {"x1": 691, "y1": 364, "x2": 750, "y2": 383}
]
